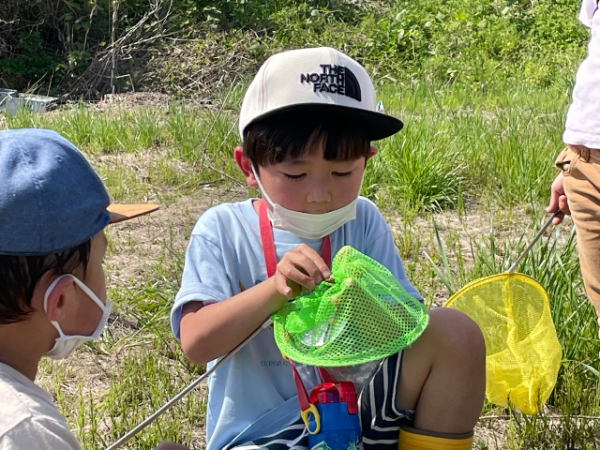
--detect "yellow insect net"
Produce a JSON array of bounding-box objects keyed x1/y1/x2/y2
[{"x1": 445, "y1": 272, "x2": 561, "y2": 414}]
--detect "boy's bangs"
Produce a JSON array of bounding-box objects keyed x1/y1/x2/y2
[
  {"x1": 304, "y1": 124, "x2": 370, "y2": 162},
  {"x1": 243, "y1": 111, "x2": 371, "y2": 167}
]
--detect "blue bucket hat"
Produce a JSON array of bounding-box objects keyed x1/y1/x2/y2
[{"x1": 0, "y1": 128, "x2": 159, "y2": 256}]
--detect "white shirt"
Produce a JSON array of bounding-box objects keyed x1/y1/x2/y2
[
  {"x1": 563, "y1": 0, "x2": 600, "y2": 148},
  {"x1": 0, "y1": 362, "x2": 81, "y2": 450},
  {"x1": 580, "y1": 0, "x2": 599, "y2": 27}
]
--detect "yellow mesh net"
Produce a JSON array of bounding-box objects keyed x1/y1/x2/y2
[
  {"x1": 445, "y1": 273, "x2": 562, "y2": 414},
  {"x1": 272, "y1": 246, "x2": 429, "y2": 366}
]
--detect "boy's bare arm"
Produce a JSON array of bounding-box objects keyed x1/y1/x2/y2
[
  {"x1": 180, "y1": 277, "x2": 286, "y2": 365},
  {"x1": 179, "y1": 244, "x2": 330, "y2": 365}
]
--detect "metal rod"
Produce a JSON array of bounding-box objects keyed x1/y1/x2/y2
[
  {"x1": 507, "y1": 213, "x2": 558, "y2": 274},
  {"x1": 106, "y1": 319, "x2": 273, "y2": 450}
]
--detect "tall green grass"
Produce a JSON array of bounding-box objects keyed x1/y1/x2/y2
[{"x1": 4, "y1": 81, "x2": 571, "y2": 215}]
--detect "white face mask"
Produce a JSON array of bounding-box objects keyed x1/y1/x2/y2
[
  {"x1": 43, "y1": 274, "x2": 112, "y2": 360},
  {"x1": 252, "y1": 165, "x2": 360, "y2": 239}
]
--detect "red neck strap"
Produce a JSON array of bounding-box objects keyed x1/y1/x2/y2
[
  {"x1": 291, "y1": 362, "x2": 337, "y2": 411},
  {"x1": 258, "y1": 199, "x2": 331, "y2": 278},
  {"x1": 257, "y1": 199, "x2": 335, "y2": 413}
]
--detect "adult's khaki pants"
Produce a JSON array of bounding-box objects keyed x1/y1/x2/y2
[{"x1": 556, "y1": 145, "x2": 600, "y2": 328}]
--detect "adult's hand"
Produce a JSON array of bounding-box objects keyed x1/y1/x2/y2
[{"x1": 547, "y1": 172, "x2": 570, "y2": 224}]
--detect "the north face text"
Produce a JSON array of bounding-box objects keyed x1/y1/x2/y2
[{"x1": 300, "y1": 64, "x2": 362, "y2": 101}]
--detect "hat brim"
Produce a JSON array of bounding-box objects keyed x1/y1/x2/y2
[
  {"x1": 108, "y1": 204, "x2": 159, "y2": 224},
  {"x1": 244, "y1": 104, "x2": 403, "y2": 141}
]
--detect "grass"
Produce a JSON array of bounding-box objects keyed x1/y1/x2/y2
[
  {"x1": 1, "y1": 77, "x2": 598, "y2": 448},
  {"x1": 3, "y1": 81, "x2": 571, "y2": 214}
]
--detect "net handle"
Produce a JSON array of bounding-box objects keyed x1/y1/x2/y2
[
  {"x1": 105, "y1": 319, "x2": 272, "y2": 450},
  {"x1": 507, "y1": 213, "x2": 558, "y2": 274}
]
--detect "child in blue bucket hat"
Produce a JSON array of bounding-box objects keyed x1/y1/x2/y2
[{"x1": 0, "y1": 129, "x2": 185, "y2": 450}]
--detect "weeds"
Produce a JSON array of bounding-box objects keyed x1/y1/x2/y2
[
  {"x1": 2, "y1": 82, "x2": 569, "y2": 214},
  {"x1": 1, "y1": 0, "x2": 589, "y2": 95}
]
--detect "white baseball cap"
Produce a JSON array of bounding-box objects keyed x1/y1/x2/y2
[{"x1": 239, "y1": 47, "x2": 403, "y2": 141}]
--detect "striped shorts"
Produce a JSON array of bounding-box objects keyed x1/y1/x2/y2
[{"x1": 231, "y1": 352, "x2": 414, "y2": 450}]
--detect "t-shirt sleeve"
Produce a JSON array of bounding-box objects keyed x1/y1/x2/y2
[
  {"x1": 360, "y1": 200, "x2": 423, "y2": 302},
  {"x1": 170, "y1": 231, "x2": 234, "y2": 341},
  {"x1": 368, "y1": 231, "x2": 423, "y2": 301},
  {"x1": 0, "y1": 416, "x2": 81, "y2": 450}
]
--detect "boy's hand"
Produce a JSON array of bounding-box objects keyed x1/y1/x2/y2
[
  {"x1": 275, "y1": 244, "x2": 331, "y2": 298},
  {"x1": 547, "y1": 172, "x2": 570, "y2": 225}
]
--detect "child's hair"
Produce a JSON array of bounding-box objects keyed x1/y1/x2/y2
[
  {"x1": 243, "y1": 110, "x2": 371, "y2": 168},
  {"x1": 0, "y1": 240, "x2": 91, "y2": 325}
]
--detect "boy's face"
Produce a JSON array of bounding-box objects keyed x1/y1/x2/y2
[{"x1": 236, "y1": 145, "x2": 377, "y2": 214}]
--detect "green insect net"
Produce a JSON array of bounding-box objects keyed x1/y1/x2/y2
[{"x1": 272, "y1": 246, "x2": 429, "y2": 367}]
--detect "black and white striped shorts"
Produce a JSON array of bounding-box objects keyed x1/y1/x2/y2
[{"x1": 231, "y1": 352, "x2": 414, "y2": 450}]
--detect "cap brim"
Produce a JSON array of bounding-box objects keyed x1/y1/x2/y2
[
  {"x1": 108, "y1": 204, "x2": 160, "y2": 224},
  {"x1": 244, "y1": 104, "x2": 403, "y2": 141}
]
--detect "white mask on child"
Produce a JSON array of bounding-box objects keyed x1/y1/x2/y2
[
  {"x1": 252, "y1": 165, "x2": 360, "y2": 239},
  {"x1": 43, "y1": 274, "x2": 112, "y2": 360}
]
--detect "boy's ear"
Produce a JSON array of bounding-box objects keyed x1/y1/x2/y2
[
  {"x1": 43, "y1": 276, "x2": 75, "y2": 323},
  {"x1": 367, "y1": 145, "x2": 378, "y2": 161},
  {"x1": 234, "y1": 146, "x2": 259, "y2": 188}
]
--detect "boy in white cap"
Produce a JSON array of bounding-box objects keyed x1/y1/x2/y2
[
  {"x1": 547, "y1": 1, "x2": 600, "y2": 342},
  {"x1": 172, "y1": 48, "x2": 485, "y2": 450},
  {"x1": 0, "y1": 129, "x2": 185, "y2": 450}
]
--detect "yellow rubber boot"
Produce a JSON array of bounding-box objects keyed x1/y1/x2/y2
[{"x1": 398, "y1": 424, "x2": 473, "y2": 450}]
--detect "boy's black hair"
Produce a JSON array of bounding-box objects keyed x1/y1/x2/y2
[
  {"x1": 0, "y1": 240, "x2": 92, "y2": 325},
  {"x1": 243, "y1": 110, "x2": 371, "y2": 168}
]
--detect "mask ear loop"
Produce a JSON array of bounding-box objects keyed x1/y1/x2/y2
[
  {"x1": 251, "y1": 163, "x2": 276, "y2": 209},
  {"x1": 43, "y1": 274, "x2": 108, "y2": 334},
  {"x1": 69, "y1": 275, "x2": 106, "y2": 310}
]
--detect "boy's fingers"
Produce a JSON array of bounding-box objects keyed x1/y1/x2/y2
[
  {"x1": 548, "y1": 183, "x2": 569, "y2": 224},
  {"x1": 558, "y1": 195, "x2": 570, "y2": 215},
  {"x1": 285, "y1": 265, "x2": 317, "y2": 290},
  {"x1": 285, "y1": 251, "x2": 325, "y2": 285},
  {"x1": 275, "y1": 277, "x2": 292, "y2": 297},
  {"x1": 547, "y1": 188, "x2": 559, "y2": 213},
  {"x1": 297, "y1": 245, "x2": 332, "y2": 279},
  {"x1": 274, "y1": 274, "x2": 297, "y2": 297},
  {"x1": 547, "y1": 172, "x2": 565, "y2": 213}
]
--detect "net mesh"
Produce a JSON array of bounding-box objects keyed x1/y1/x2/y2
[
  {"x1": 445, "y1": 273, "x2": 562, "y2": 415},
  {"x1": 272, "y1": 246, "x2": 429, "y2": 367}
]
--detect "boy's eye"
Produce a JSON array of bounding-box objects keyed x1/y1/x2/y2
[
  {"x1": 333, "y1": 171, "x2": 353, "y2": 177},
  {"x1": 283, "y1": 173, "x2": 306, "y2": 180}
]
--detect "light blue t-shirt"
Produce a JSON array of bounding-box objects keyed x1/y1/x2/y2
[{"x1": 171, "y1": 197, "x2": 421, "y2": 450}]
